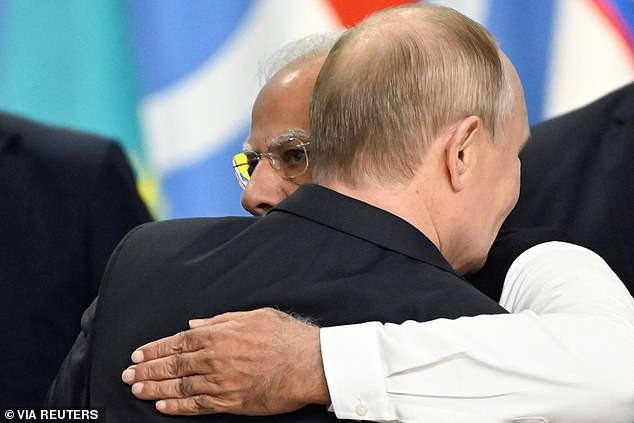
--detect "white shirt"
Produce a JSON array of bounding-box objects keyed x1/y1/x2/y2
[{"x1": 320, "y1": 242, "x2": 634, "y2": 422}]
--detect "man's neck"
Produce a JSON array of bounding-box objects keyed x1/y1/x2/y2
[{"x1": 320, "y1": 180, "x2": 441, "y2": 252}]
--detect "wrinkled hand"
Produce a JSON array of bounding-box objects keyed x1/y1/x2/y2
[{"x1": 121, "y1": 307, "x2": 330, "y2": 416}]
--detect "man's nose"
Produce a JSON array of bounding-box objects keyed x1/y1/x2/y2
[{"x1": 240, "y1": 161, "x2": 294, "y2": 216}]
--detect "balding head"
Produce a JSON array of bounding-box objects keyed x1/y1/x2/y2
[{"x1": 309, "y1": 4, "x2": 513, "y2": 188}]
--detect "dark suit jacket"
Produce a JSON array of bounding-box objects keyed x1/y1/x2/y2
[
  {"x1": 50, "y1": 184, "x2": 508, "y2": 422},
  {"x1": 0, "y1": 112, "x2": 152, "y2": 406},
  {"x1": 506, "y1": 83, "x2": 634, "y2": 294}
]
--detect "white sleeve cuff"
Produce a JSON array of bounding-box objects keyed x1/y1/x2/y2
[{"x1": 321, "y1": 322, "x2": 396, "y2": 421}]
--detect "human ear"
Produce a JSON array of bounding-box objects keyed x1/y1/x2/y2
[{"x1": 445, "y1": 116, "x2": 481, "y2": 192}]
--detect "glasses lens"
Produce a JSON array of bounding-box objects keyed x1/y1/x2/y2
[
  {"x1": 232, "y1": 151, "x2": 262, "y2": 188},
  {"x1": 269, "y1": 139, "x2": 309, "y2": 180},
  {"x1": 232, "y1": 152, "x2": 251, "y2": 188},
  {"x1": 233, "y1": 151, "x2": 260, "y2": 188}
]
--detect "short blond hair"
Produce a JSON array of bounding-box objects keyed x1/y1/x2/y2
[{"x1": 310, "y1": 4, "x2": 513, "y2": 187}]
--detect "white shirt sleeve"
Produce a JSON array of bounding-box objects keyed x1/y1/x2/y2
[{"x1": 320, "y1": 242, "x2": 634, "y2": 423}]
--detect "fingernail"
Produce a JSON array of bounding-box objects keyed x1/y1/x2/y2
[
  {"x1": 121, "y1": 368, "x2": 135, "y2": 383},
  {"x1": 131, "y1": 350, "x2": 144, "y2": 363},
  {"x1": 131, "y1": 382, "x2": 144, "y2": 396},
  {"x1": 189, "y1": 319, "x2": 205, "y2": 328},
  {"x1": 156, "y1": 400, "x2": 166, "y2": 411}
]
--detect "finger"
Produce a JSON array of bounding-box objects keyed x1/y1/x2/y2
[
  {"x1": 123, "y1": 350, "x2": 209, "y2": 384},
  {"x1": 190, "y1": 307, "x2": 284, "y2": 329},
  {"x1": 189, "y1": 311, "x2": 250, "y2": 328},
  {"x1": 131, "y1": 374, "x2": 218, "y2": 400},
  {"x1": 155, "y1": 395, "x2": 233, "y2": 416},
  {"x1": 188, "y1": 318, "x2": 211, "y2": 328},
  {"x1": 132, "y1": 327, "x2": 207, "y2": 363}
]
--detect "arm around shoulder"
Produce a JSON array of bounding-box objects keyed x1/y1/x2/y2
[{"x1": 321, "y1": 241, "x2": 634, "y2": 422}]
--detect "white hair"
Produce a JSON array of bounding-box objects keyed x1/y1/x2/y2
[{"x1": 258, "y1": 31, "x2": 344, "y2": 85}]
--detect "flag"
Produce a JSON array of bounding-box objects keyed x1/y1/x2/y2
[
  {"x1": 0, "y1": 0, "x2": 632, "y2": 218},
  {"x1": 431, "y1": 0, "x2": 634, "y2": 124}
]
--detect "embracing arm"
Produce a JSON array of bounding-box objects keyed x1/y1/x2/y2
[
  {"x1": 323, "y1": 242, "x2": 634, "y2": 422},
  {"x1": 123, "y1": 308, "x2": 329, "y2": 415},
  {"x1": 124, "y1": 242, "x2": 634, "y2": 421}
]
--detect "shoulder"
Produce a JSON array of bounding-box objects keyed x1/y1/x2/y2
[
  {"x1": 0, "y1": 112, "x2": 136, "y2": 204},
  {"x1": 501, "y1": 241, "x2": 630, "y2": 312},
  {"x1": 468, "y1": 228, "x2": 572, "y2": 301},
  {"x1": 0, "y1": 111, "x2": 121, "y2": 169},
  {"x1": 99, "y1": 216, "x2": 258, "y2": 300},
  {"x1": 530, "y1": 83, "x2": 634, "y2": 144},
  {"x1": 112, "y1": 217, "x2": 258, "y2": 262},
  {"x1": 517, "y1": 83, "x2": 634, "y2": 192},
  {"x1": 132, "y1": 217, "x2": 257, "y2": 238}
]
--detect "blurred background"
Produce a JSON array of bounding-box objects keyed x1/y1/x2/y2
[{"x1": 0, "y1": 0, "x2": 632, "y2": 219}]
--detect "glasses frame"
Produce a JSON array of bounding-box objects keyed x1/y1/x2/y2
[{"x1": 232, "y1": 135, "x2": 310, "y2": 188}]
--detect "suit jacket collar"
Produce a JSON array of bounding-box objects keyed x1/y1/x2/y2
[{"x1": 271, "y1": 184, "x2": 456, "y2": 275}]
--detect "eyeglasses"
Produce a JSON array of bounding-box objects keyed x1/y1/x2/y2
[{"x1": 232, "y1": 136, "x2": 310, "y2": 188}]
